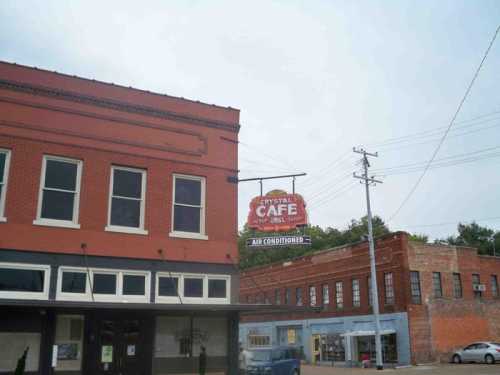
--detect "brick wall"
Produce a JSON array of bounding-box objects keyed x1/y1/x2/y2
[
  {"x1": 240, "y1": 232, "x2": 409, "y2": 322},
  {"x1": 406, "y1": 242, "x2": 500, "y2": 363},
  {"x1": 0, "y1": 62, "x2": 239, "y2": 264}
]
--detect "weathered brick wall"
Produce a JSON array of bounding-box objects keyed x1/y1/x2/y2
[
  {"x1": 406, "y1": 242, "x2": 500, "y2": 363},
  {"x1": 428, "y1": 300, "x2": 500, "y2": 362}
]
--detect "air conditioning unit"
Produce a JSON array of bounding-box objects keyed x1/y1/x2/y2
[{"x1": 473, "y1": 284, "x2": 486, "y2": 292}]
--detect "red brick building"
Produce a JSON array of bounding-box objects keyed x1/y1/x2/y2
[
  {"x1": 239, "y1": 232, "x2": 500, "y2": 366},
  {"x1": 0, "y1": 61, "x2": 246, "y2": 375}
]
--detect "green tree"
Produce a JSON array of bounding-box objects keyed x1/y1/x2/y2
[
  {"x1": 340, "y1": 215, "x2": 390, "y2": 244},
  {"x1": 238, "y1": 215, "x2": 390, "y2": 269},
  {"x1": 409, "y1": 233, "x2": 429, "y2": 243},
  {"x1": 438, "y1": 222, "x2": 498, "y2": 256}
]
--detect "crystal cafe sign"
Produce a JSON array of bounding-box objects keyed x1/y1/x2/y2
[
  {"x1": 247, "y1": 190, "x2": 308, "y2": 232},
  {"x1": 246, "y1": 190, "x2": 310, "y2": 249}
]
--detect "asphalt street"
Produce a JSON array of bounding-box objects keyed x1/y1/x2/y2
[{"x1": 301, "y1": 364, "x2": 500, "y2": 375}]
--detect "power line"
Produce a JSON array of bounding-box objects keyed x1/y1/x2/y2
[
  {"x1": 388, "y1": 25, "x2": 500, "y2": 222},
  {"x1": 399, "y1": 215, "x2": 500, "y2": 229},
  {"x1": 363, "y1": 110, "x2": 500, "y2": 148}
]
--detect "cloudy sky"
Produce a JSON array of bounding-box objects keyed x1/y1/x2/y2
[{"x1": 1, "y1": 1, "x2": 499, "y2": 239}]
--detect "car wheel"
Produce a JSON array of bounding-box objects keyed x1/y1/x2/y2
[
  {"x1": 452, "y1": 354, "x2": 462, "y2": 364},
  {"x1": 485, "y1": 354, "x2": 495, "y2": 365}
]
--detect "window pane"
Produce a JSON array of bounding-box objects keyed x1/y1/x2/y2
[
  {"x1": 173, "y1": 205, "x2": 200, "y2": 233},
  {"x1": 158, "y1": 277, "x2": 179, "y2": 296},
  {"x1": 175, "y1": 178, "x2": 201, "y2": 205},
  {"x1": 352, "y1": 279, "x2": 360, "y2": 307},
  {"x1": 184, "y1": 278, "x2": 203, "y2": 297},
  {"x1": 113, "y1": 169, "x2": 142, "y2": 198},
  {"x1": 62, "y1": 272, "x2": 86, "y2": 293},
  {"x1": 41, "y1": 190, "x2": 75, "y2": 221},
  {"x1": 0, "y1": 268, "x2": 44, "y2": 292},
  {"x1": 0, "y1": 152, "x2": 5, "y2": 182},
  {"x1": 432, "y1": 272, "x2": 442, "y2": 298},
  {"x1": 45, "y1": 160, "x2": 77, "y2": 190},
  {"x1": 93, "y1": 274, "x2": 116, "y2": 294},
  {"x1": 208, "y1": 279, "x2": 227, "y2": 298},
  {"x1": 453, "y1": 273, "x2": 462, "y2": 298},
  {"x1": 123, "y1": 275, "x2": 145, "y2": 295},
  {"x1": 410, "y1": 271, "x2": 421, "y2": 304},
  {"x1": 110, "y1": 197, "x2": 140, "y2": 227}
]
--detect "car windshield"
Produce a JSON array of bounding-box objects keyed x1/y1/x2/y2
[{"x1": 250, "y1": 351, "x2": 272, "y2": 362}]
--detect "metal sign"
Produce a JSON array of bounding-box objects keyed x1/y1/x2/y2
[
  {"x1": 247, "y1": 190, "x2": 308, "y2": 232},
  {"x1": 246, "y1": 235, "x2": 311, "y2": 248}
]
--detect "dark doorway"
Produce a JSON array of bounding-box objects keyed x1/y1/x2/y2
[{"x1": 90, "y1": 317, "x2": 150, "y2": 375}]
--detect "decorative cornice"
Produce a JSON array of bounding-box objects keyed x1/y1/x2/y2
[{"x1": 0, "y1": 79, "x2": 240, "y2": 133}]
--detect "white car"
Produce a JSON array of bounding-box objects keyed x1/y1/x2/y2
[{"x1": 452, "y1": 342, "x2": 500, "y2": 364}]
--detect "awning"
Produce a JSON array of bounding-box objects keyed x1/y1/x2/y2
[
  {"x1": 0, "y1": 298, "x2": 319, "y2": 314},
  {"x1": 341, "y1": 329, "x2": 396, "y2": 337}
]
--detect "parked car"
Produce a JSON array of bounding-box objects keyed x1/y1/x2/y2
[
  {"x1": 246, "y1": 347, "x2": 301, "y2": 375},
  {"x1": 452, "y1": 342, "x2": 500, "y2": 364}
]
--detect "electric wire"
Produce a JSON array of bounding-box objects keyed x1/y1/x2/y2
[{"x1": 387, "y1": 25, "x2": 500, "y2": 222}]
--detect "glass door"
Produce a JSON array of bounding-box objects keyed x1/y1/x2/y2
[{"x1": 95, "y1": 318, "x2": 147, "y2": 375}]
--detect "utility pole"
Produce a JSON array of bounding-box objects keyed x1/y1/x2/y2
[{"x1": 353, "y1": 147, "x2": 384, "y2": 370}]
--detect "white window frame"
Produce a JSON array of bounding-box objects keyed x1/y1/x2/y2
[
  {"x1": 322, "y1": 284, "x2": 330, "y2": 305},
  {"x1": 33, "y1": 155, "x2": 82, "y2": 229},
  {"x1": 56, "y1": 266, "x2": 150, "y2": 303},
  {"x1": 105, "y1": 165, "x2": 148, "y2": 235},
  {"x1": 169, "y1": 174, "x2": 207, "y2": 240},
  {"x1": 56, "y1": 267, "x2": 91, "y2": 301},
  {"x1": 155, "y1": 272, "x2": 182, "y2": 304},
  {"x1": 0, "y1": 149, "x2": 11, "y2": 222},
  {"x1": 181, "y1": 273, "x2": 206, "y2": 304},
  {"x1": 0, "y1": 262, "x2": 51, "y2": 300},
  {"x1": 207, "y1": 274, "x2": 231, "y2": 304},
  {"x1": 155, "y1": 272, "x2": 230, "y2": 305}
]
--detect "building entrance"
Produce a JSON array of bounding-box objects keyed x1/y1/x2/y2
[{"x1": 92, "y1": 317, "x2": 150, "y2": 375}]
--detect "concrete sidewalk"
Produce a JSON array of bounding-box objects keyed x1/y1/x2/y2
[{"x1": 301, "y1": 363, "x2": 500, "y2": 374}]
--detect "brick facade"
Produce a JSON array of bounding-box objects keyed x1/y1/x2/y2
[
  {"x1": 240, "y1": 232, "x2": 500, "y2": 364},
  {"x1": 0, "y1": 61, "x2": 239, "y2": 264}
]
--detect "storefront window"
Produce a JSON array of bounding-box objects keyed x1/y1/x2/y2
[
  {"x1": 155, "y1": 317, "x2": 191, "y2": 357},
  {"x1": 321, "y1": 334, "x2": 345, "y2": 362},
  {"x1": 0, "y1": 332, "x2": 41, "y2": 372},
  {"x1": 54, "y1": 315, "x2": 84, "y2": 372},
  {"x1": 356, "y1": 334, "x2": 397, "y2": 363}
]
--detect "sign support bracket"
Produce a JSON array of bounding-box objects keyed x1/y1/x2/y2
[{"x1": 232, "y1": 173, "x2": 307, "y2": 197}]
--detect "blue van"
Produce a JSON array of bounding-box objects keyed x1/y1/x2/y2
[{"x1": 246, "y1": 347, "x2": 301, "y2": 375}]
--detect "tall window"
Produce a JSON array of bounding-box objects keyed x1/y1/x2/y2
[
  {"x1": 275, "y1": 289, "x2": 281, "y2": 305},
  {"x1": 309, "y1": 286, "x2": 316, "y2": 306},
  {"x1": 285, "y1": 288, "x2": 291, "y2": 305},
  {"x1": 295, "y1": 287, "x2": 302, "y2": 306},
  {"x1": 432, "y1": 272, "x2": 442, "y2": 298},
  {"x1": 107, "y1": 166, "x2": 147, "y2": 233},
  {"x1": 335, "y1": 281, "x2": 343, "y2": 309},
  {"x1": 35, "y1": 156, "x2": 82, "y2": 227},
  {"x1": 367, "y1": 277, "x2": 373, "y2": 306},
  {"x1": 171, "y1": 174, "x2": 206, "y2": 238},
  {"x1": 384, "y1": 273, "x2": 395, "y2": 305},
  {"x1": 472, "y1": 274, "x2": 482, "y2": 299},
  {"x1": 453, "y1": 273, "x2": 463, "y2": 298},
  {"x1": 491, "y1": 275, "x2": 499, "y2": 298},
  {"x1": 322, "y1": 284, "x2": 330, "y2": 305},
  {"x1": 410, "y1": 271, "x2": 422, "y2": 304},
  {"x1": 0, "y1": 149, "x2": 11, "y2": 221},
  {"x1": 352, "y1": 279, "x2": 361, "y2": 307}
]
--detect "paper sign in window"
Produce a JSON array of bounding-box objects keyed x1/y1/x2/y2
[{"x1": 101, "y1": 346, "x2": 113, "y2": 363}]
